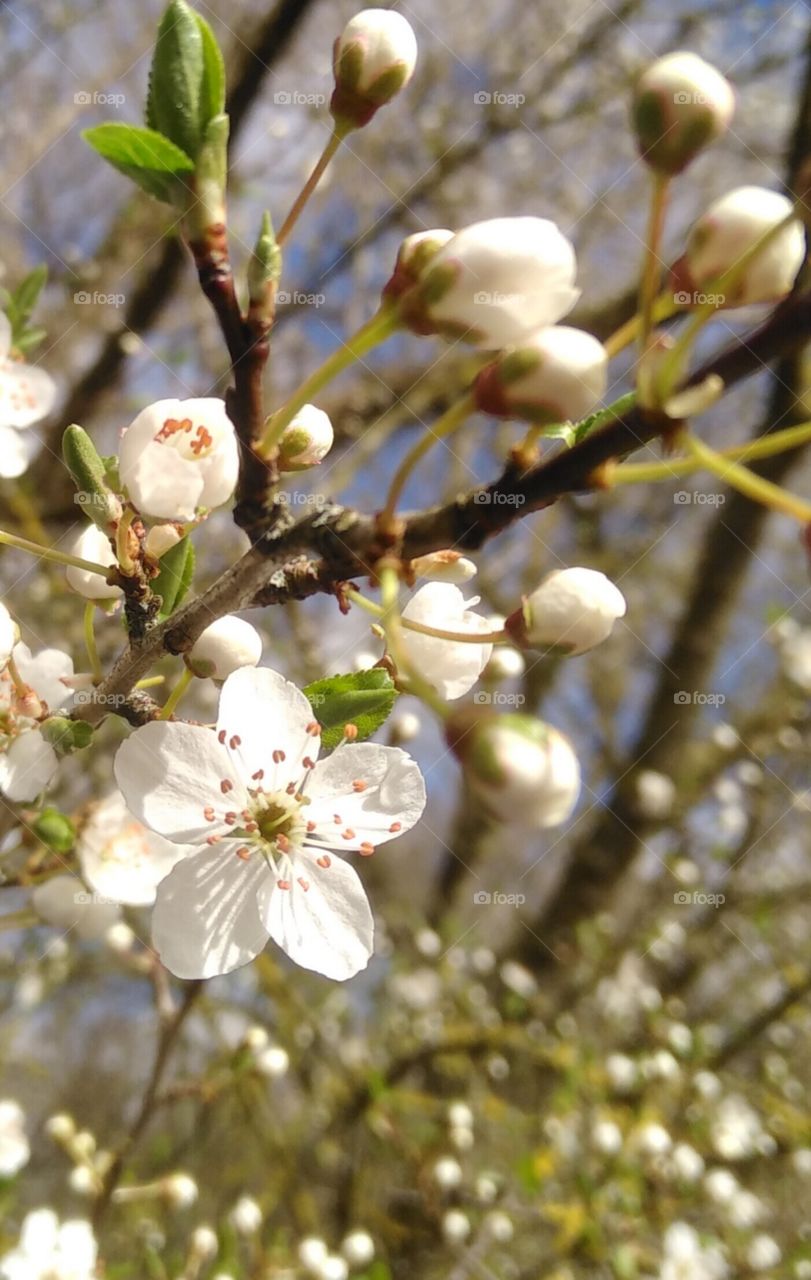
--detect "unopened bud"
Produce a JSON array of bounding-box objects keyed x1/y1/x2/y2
[
  {"x1": 277, "y1": 404, "x2": 334, "y2": 470},
  {"x1": 410, "y1": 550, "x2": 477, "y2": 583},
  {"x1": 632, "y1": 52, "x2": 734, "y2": 175},
  {"x1": 331, "y1": 9, "x2": 418, "y2": 130},
  {"x1": 506, "y1": 567, "x2": 626, "y2": 655},
  {"x1": 474, "y1": 326, "x2": 608, "y2": 425},
  {"x1": 186, "y1": 616, "x2": 262, "y2": 679}
]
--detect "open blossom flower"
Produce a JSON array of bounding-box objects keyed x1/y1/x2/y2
[
  {"x1": 65, "y1": 525, "x2": 122, "y2": 602},
  {"x1": 331, "y1": 9, "x2": 418, "y2": 129},
  {"x1": 675, "y1": 186, "x2": 806, "y2": 308},
  {"x1": 632, "y1": 52, "x2": 734, "y2": 175},
  {"x1": 187, "y1": 616, "x2": 263, "y2": 680},
  {"x1": 0, "y1": 1209, "x2": 98, "y2": 1280},
  {"x1": 31, "y1": 874, "x2": 121, "y2": 941},
  {"x1": 119, "y1": 397, "x2": 239, "y2": 522},
  {"x1": 77, "y1": 791, "x2": 188, "y2": 907},
  {"x1": 0, "y1": 1100, "x2": 30, "y2": 1177},
  {"x1": 474, "y1": 327, "x2": 608, "y2": 425},
  {"x1": 506, "y1": 567, "x2": 627, "y2": 655},
  {"x1": 399, "y1": 217, "x2": 579, "y2": 348},
  {"x1": 659, "y1": 1221, "x2": 728, "y2": 1280},
  {"x1": 0, "y1": 313, "x2": 57, "y2": 480},
  {"x1": 0, "y1": 642, "x2": 73, "y2": 802},
  {"x1": 448, "y1": 711, "x2": 580, "y2": 829},
  {"x1": 277, "y1": 404, "x2": 334, "y2": 470},
  {"x1": 400, "y1": 583, "x2": 493, "y2": 700},
  {"x1": 114, "y1": 667, "x2": 426, "y2": 980}
]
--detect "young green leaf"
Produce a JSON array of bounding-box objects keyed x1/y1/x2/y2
[
  {"x1": 13, "y1": 265, "x2": 48, "y2": 322},
  {"x1": 146, "y1": 0, "x2": 205, "y2": 159},
  {"x1": 83, "y1": 123, "x2": 194, "y2": 203},
  {"x1": 303, "y1": 669, "x2": 398, "y2": 751},
  {"x1": 153, "y1": 536, "x2": 195, "y2": 618},
  {"x1": 194, "y1": 11, "x2": 226, "y2": 129}
]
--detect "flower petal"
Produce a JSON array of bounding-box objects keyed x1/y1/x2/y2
[
  {"x1": 0, "y1": 360, "x2": 56, "y2": 428},
  {"x1": 402, "y1": 583, "x2": 492, "y2": 699},
  {"x1": 12, "y1": 642, "x2": 74, "y2": 713},
  {"x1": 304, "y1": 743, "x2": 426, "y2": 852},
  {"x1": 151, "y1": 842, "x2": 270, "y2": 979},
  {"x1": 0, "y1": 424, "x2": 35, "y2": 478},
  {"x1": 114, "y1": 721, "x2": 245, "y2": 844},
  {"x1": 0, "y1": 730, "x2": 59, "y2": 801},
  {"x1": 259, "y1": 851, "x2": 373, "y2": 980},
  {"x1": 216, "y1": 666, "x2": 317, "y2": 789},
  {"x1": 78, "y1": 791, "x2": 189, "y2": 906}
]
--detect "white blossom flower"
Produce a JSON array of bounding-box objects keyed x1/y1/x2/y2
[
  {"x1": 77, "y1": 790, "x2": 188, "y2": 907},
  {"x1": 432, "y1": 1156, "x2": 463, "y2": 1189},
  {"x1": 163, "y1": 1173, "x2": 198, "y2": 1209},
  {"x1": 114, "y1": 667, "x2": 426, "y2": 980},
  {"x1": 0, "y1": 313, "x2": 57, "y2": 480},
  {"x1": 0, "y1": 1208, "x2": 98, "y2": 1280},
  {"x1": 401, "y1": 217, "x2": 579, "y2": 348},
  {"x1": 341, "y1": 1230, "x2": 375, "y2": 1266},
  {"x1": 400, "y1": 583, "x2": 492, "y2": 700},
  {"x1": 190, "y1": 1226, "x2": 218, "y2": 1261},
  {"x1": 746, "y1": 1236, "x2": 781, "y2": 1272},
  {"x1": 680, "y1": 187, "x2": 805, "y2": 307},
  {"x1": 0, "y1": 603, "x2": 17, "y2": 669},
  {"x1": 277, "y1": 405, "x2": 334, "y2": 470},
  {"x1": 187, "y1": 616, "x2": 263, "y2": 680},
  {"x1": 299, "y1": 1238, "x2": 329, "y2": 1272},
  {"x1": 778, "y1": 626, "x2": 811, "y2": 690},
  {"x1": 254, "y1": 1045, "x2": 289, "y2": 1078},
  {"x1": 592, "y1": 1119, "x2": 623, "y2": 1155},
  {"x1": 0, "y1": 642, "x2": 74, "y2": 802},
  {"x1": 441, "y1": 1210, "x2": 470, "y2": 1244},
  {"x1": 669, "y1": 1143, "x2": 705, "y2": 1182},
  {"x1": 703, "y1": 1168, "x2": 738, "y2": 1204},
  {"x1": 710, "y1": 1094, "x2": 765, "y2": 1161},
  {"x1": 65, "y1": 526, "x2": 122, "y2": 602},
  {"x1": 483, "y1": 1211, "x2": 513, "y2": 1243},
  {"x1": 475, "y1": 326, "x2": 608, "y2": 425},
  {"x1": 605, "y1": 1053, "x2": 638, "y2": 1093},
  {"x1": 229, "y1": 1196, "x2": 262, "y2": 1235},
  {"x1": 507, "y1": 567, "x2": 626, "y2": 655},
  {"x1": 633, "y1": 52, "x2": 734, "y2": 175},
  {"x1": 633, "y1": 768, "x2": 677, "y2": 820},
  {"x1": 31, "y1": 875, "x2": 121, "y2": 941},
  {"x1": 659, "y1": 1221, "x2": 728, "y2": 1280},
  {"x1": 332, "y1": 9, "x2": 418, "y2": 128},
  {"x1": 637, "y1": 1122, "x2": 672, "y2": 1157},
  {"x1": 118, "y1": 397, "x2": 239, "y2": 522},
  {"x1": 0, "y1": 1101, "x2": 29, "y2": 1177},
  {"x1": 450, "y1": 713, "x2": 580, "y2": 829}
]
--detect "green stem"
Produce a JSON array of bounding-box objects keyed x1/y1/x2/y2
[
  {"x1": 638, "y1": 172, "x2": 671, "y2": 356},
  {"x1": 258, "y1": 306, "x2": 401, "y2": 456},
  {"x1": 0, "y1": 528, "x2": 111, "y2": 577},
  {"x1": 160, "y1": 667, "x2": 194, "y2": 720},
  {"x1": 347, "y1": 587, "x2": 506, "y2": 646},
  {"x1": 84, "y1": 603, "x2": 103, "y2": 686},
  {"x1": 604, "y1": 293, "x2": 679, "y2": 359},
  {"x1": 614, "y1": 419, "x2": 811, "y2": 485},
  {"x1": 379, "y1": 393, "x2": 475, "y2": 526},
  {"x1": 277, "y1": 127, "x2": 346, "y2": 247},
  {"x1": 682, "y1": 433, "x2": 811, "y2": 524}
]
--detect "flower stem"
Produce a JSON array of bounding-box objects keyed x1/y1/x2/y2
[
  {"x1": 276, "y1": 127, "x2": 347, "y2": 247},
  {"x1": 6, "y1": 654, "x2": 29, "y2": 698},
  {"x1": 160, "y1": 667, "x2": 194, "y2": 720},
  {"x1": 638, "y1": 171, "x2": 671, "y2": 355},
  {"x1": 379, "y1": 393, "x2": 475, "y2": 528},
  {"x1": 614, "y1": 418, "x2": 811, "y2": 485},
  {"x1": 84, "y1": 603, "x2": 103, "y2": 686},
  {"x1": 604, "y1": 292, "x2": 678, "y2": 358},
  {"x1": 259, "y1": 306, "x2": 401, "y2": 456},
  {"x1": 0, "y1": 528, "x2": 111, "y2": 577},
  {"x1": 116, "y1": 508, "x2": 136, "y2": 574},
  {"x1": 682, "y1": 432, "x2": 811, "y2": 524},
  {"x1": 347, "y1": 586, "x2": 505, "y2": 645}
]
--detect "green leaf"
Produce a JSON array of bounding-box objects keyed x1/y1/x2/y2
[
  {"x1": 303, "y1": 669, "x2": 398, "y2": 751},
  {"x1": 83, "y1": 123, "x2": 194, "y2": 203},
  {"x1": 147, "y1": 0, "x2": 205, "y2": 159},
  {"x1": 571, "y1": 391, "x2": 637, "y2": 445},
  {"x1": 14, "y1": 326, "x2": 47, "y2": 355},
  {"x1": 153, "y1": 536, "x2": 195, "y2": 618},
  {"x1": 194, "y1": 11, "x2": 226, "y2": 127},
  {"x1": 13, "y1": 265, "x2": 48, "y2": 321}
]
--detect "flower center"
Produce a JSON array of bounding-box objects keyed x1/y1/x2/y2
[
  {"x1": 238, "y1": 789, "x2": 307, "y2": 862},
  {"x1": 153, "y1": 416, "x2": 217, "y2": 461}
]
